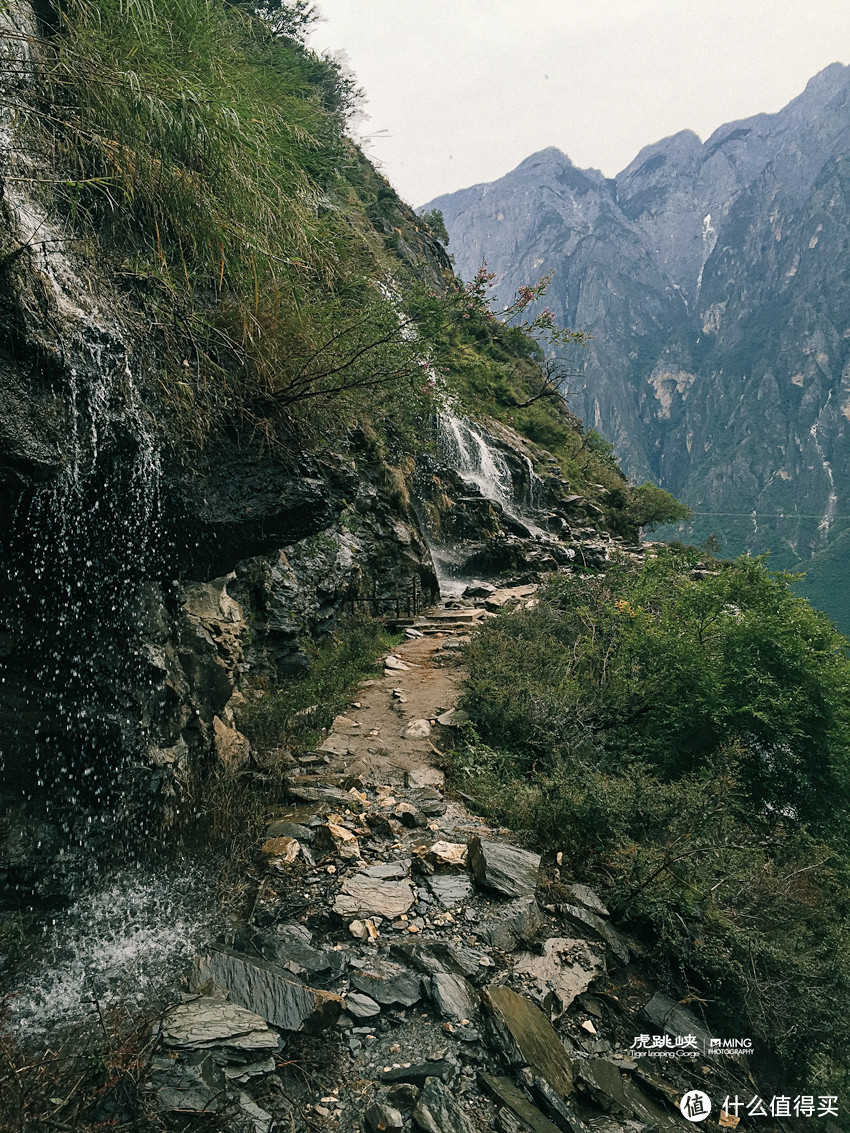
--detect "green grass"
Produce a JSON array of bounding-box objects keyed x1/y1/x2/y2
[{"x1": 237, "y1": 614, "x2": 397, "y2": 750}]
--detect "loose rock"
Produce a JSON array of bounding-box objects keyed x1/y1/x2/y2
[
  {"x1": 333, "y1": 873, "x2": 416, "y2": 920},
  {"x1": 468, "y1": 836, "x2": 541, "y2": 899},
  {"x1": 413, "y1": 1076, "x2": 477, "y2": 1133},
  {"x1": 481, "y1": 984, "x2": 574, "y2": 1099},
  {"x1": 402, "y1": 719, "x2": 432, "y2": 740}
]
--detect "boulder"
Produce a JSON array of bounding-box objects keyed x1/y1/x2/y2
[
  {"x1": 366, "y1": 1102, "x2": 405, "y2": 1131},
  {"x1": 408, "y1": 787, "x2": 447, "y2": 816},
  {"x1": 462, "y1": 582, "x2": 496, "y2": 598},
  {"x1": 435, "y1": 708, "x2": 470, "y2": 727},
  {"x1": 193, "y1": 949, "x2": 343, "y2": 1032},
  {"x1": 212, "y1": 715, "x2": 251, "y2": 771},
  {"x1": 429, "y1": 972, "x2": 478, "y2": 1022},
  {"x1": 313, "y1": 821, "x2": 360, "y2": 859},
  {"x1": 468, "y1": 836, "x2": 541, "y2": 898},
  {"x1": 345, "y1": 991, "x2": 381, "y2": 1019},
  {"x1": 562, "y1": 882, "x2": 609, "y2": 918},
  {"x1": 477, "y1": 896, "x2": 543, "y2": 952},
  {"x1": 641, "y1": 991, "x2": 713, "y2": 1047},
  {"x1": 481, "y1": 984, "x2": 574, "y2": 1099},
  {"x1": 428, "y1": 872, "x2": 471, "y2": 909},
  {"x1": 413, "y1": 1076, "x2": 477, "y2": 1133},
  {"x1": 265, "y1": 819, "x2": 313, "y2": 843},
  {"x1": 402, "y1": 719, "x2": 432, "y2": 740},
  {"x1": 349, "y1": 958, "x2": 422, "y2": 1006},
  {"x1": 384, "y1": 655, "x2": 410, "y2": 672},
  {"x1": 333, "y1": 873, "x2": 415, "y2": 920}
]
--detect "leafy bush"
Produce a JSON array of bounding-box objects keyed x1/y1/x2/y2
[{"x1": 453, "y1": 548, "x2": 850, "y2": 1078}]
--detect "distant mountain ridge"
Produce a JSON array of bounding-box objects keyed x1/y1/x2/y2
[{"x1": 422, "y1": 63, "x2": 850, "y2": 627}]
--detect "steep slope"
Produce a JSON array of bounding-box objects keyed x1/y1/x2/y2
[{"x1": 423, "y1": 64, "x2": 850, "y2": 606}]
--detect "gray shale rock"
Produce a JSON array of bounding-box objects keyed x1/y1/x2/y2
[
  {"x1": 413, "y1": 1076, "x2": 477, "y2": 1133},
  {"x1": 557, "y1": 903, "x2": 630, "y2": 965},
  {"x1": 481, "y1": 984, "x2": 574, "y2": 1099},
  {"x1": 408, "y1": 786, "x2": 447, "y2": 816},
  {"x1": 381, "y1": 1060, "x2": 456, "y2": 1088},
  {"x1": 366, "y1": 1102, "x2": 405, "y2": 1131},
  {"x1": 479, "y1": 1073, "x2": 563, "y2": 1133},
  {"x1": 429, "y1": 971, "x2": 479, "y2": 1022},
  {"x1": 468, "y1": 836, "x2": 541, "y2": 898},
  {"x1": 428, "y1": 872, "x2": 472, "y2": 908},
  {"x1": 349, "y1": 957, "x2": 422, "y2": 1006},
  {"x1": 192, "y1": 949, "x2": 343, "y2": 1032}
]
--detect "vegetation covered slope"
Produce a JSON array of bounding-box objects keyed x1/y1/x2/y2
[{"x1": 452, "y1": 547, "x2": 850, "y2": 1084}]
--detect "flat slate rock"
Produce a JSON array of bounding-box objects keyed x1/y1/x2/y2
[
  {"x1": 477, "y1": 896, "x2": 543, "y2": 952},
  {"x1": 349, "y1": 958, "x2": 422, "y2": 1006},
  {"x1": 265, "y1": 819, "x2": 314, "y2": 843},
  {"x1": 390, "y1": 940, "x2": 479, "y2": 980},
  {"x1": 427, "y1": 872, "x2": 471, "y2": 909},
  {"x1": 193, "y1": 948, "x2": 342, "y2": 1033},
  {"x1": 482, "y1": 984, "x2": 574, "y2": 1100},
  {"x1": 479, "y1": 1073, "x2": 563, "y2": 1133},
  {"x1": 413, "y1": 1076, "x2": 477, "y2": 1133},
  {"x1": 345, "y1": 991, "x2": 381, "y2": 1019},
  {"x1": 429, "y1": 972, "x2": 479, "y2": 1022},
  {"x1": 362, "y1": 860, "x2": 410, "y2": 880},
  {"x1": 288, "y1": 785, "x2": 360, "y2": 809},
  {"x1": 562, "y1": 882, "x2": 609, "y2": 918},
  {"x1": 408, "y1": 787, "x2": 447, "y2": 816},
  {"x1": 334, "y1": 873, "x2": 415, "y2": 920},
  {"x1": 255, "y1": 922, "x2": 334, "y2": 978},
  {"x1": 468, "y1": 836, "x2": 541, "y2": 899},
  {"x1": 160, "y1": 998, "x2": 279, "y2": 1053},
  {"x1": 576, "y1": 1059, "x2": 681, "y2": 1131},
  {"x1": 406, "y1": 767, "x2": 445, "y2": 789}
]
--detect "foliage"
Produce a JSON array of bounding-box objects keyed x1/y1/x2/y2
[
  {"x1": 419, "y1": 208, "x2": 449, "y2": 245},
  {"x1": 452, "y1": 549, "x2": 850, "y2": 1075},
  {"x1": 238, "y1": 614, "x2": 395, "y2": 749},
  {"x1": 15, "y1": 0, "x2": 431, "y2": 449}
]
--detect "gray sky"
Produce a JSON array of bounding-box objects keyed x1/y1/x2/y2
[{"x1": 309, "y1": 1, "x2": 847, "y2": 207}]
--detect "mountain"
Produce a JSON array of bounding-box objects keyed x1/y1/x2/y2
[{"x1": 422, "y1": 64, "x2": 850, "y2": 627}]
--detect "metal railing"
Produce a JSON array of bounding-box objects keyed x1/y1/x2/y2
[{"x1": 345, "y1": 575, "x2": 425, "y2": 620}]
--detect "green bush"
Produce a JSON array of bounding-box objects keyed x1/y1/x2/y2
[{"x1": 453, "y1": 549, "x2": 850, "y2": 1078}]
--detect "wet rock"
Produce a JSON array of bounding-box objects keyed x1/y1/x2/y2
[
  {"x1": 468, "y1": 836, "x2": 541, "y2": 898},
  {"x1": 333, "y1": 872, "x2": 415, "y2": 919},
  {"x1": 381, "y1": 1059, "x2": 456, "y2": 1088},
  {"x1": 477, "y1": 896, "x2": 543, "y2": 952},
  {"x1": 562, "y1": 882, "x2": 609, "y2": 918},
  {"x1": 366, "y1": 1101, "x2": 405, "y2": 1131},
  {"x1": 557, "y1": 903, "x2": 629, "y2": 965},
  {"x1": 575, "y1": 1059, "x2": 680, "y2": 1130},
  {"x1": 513, "y1": 937, "x2": 604, "y2": 1016},
  {"x1": 429, "y1": 972, "x2": 478, "y2": 1022},
  {"x1": 213, "y1": 715, "x2": 252, "y2": 771},
  {"x1": 463, "y1": 582, "x2": 496, "y2": 598},
  {"x1": 391, "y1": 940, "x2": 479, "y2": 981},
  {"x1": 345, "y1": 991, "x2": 381, "y2": 1019},
  {"x1": 151, "y1": 1053, "x2": 226, "y2": 1113},
  {"x1": 413, "y1": 1076, "x2": 477, "y2": 1133},
  {"x1": 406, "y1": 767, "x2": 445, "y2": 789},
  {"x1": 402, "y1": 718, "x2": 432, "y2": 740},
  {"x1": 160, "y1": 998, "x2": 279, "y2": 1053},
  {"x1": 349, "y1": 958, "x2": 422, "y2": 1006},
  {"x1": 193, "y1": 949, "x2": 343, "y2": 1032},
  {"x1": 479, "y1": 1073, "x2": 563, "y2": 1133},
  {"x1": 481, "y1": 984, "x2": 574, "y2": 1099},
  {"x1": 254, "y1": 923, "x2": 336, "y2": 979},
  {"x1": 428, "y1": 872, "x2": 472, "y2": 908}
]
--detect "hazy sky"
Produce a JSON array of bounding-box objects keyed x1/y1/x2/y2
[{"x1": 309, "y1": 1, "x2": 847, "y2": 207}]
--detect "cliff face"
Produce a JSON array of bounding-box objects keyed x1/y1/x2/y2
[
  {"x1": 0, "y1": 0, "x2": 630, "y2": 900},
  {"x1": 423, "y1": 65, "x2": 850, "y2": 607}
]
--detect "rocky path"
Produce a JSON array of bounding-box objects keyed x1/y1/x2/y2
[{"x1": 152, "y1": 600, "x2": 762, "y2": 1133}]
